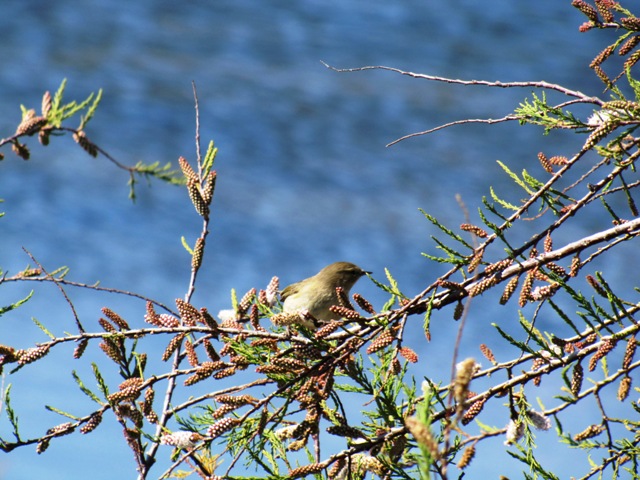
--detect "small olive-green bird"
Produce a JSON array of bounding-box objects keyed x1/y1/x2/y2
[{"x1": 281, "y1": 261, "x2": 370, "y2": 328}]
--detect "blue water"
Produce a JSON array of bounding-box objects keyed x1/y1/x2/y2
[{"x1": 0, "y1": 1, "x2": 633, "y2": 479}]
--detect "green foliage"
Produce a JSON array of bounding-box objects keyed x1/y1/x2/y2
[
  {"x1": 0, "y1": 290, "x2": 33, "y2": 316},
  {"x1": 515, "y1": 91, "x2": 585, "y2": 133},
  {"x1": 2, "y1": 79, "x2": 183, "y2": 198}
]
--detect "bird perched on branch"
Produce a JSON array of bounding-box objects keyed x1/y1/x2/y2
[{"x1": 280, "y1": 261, "x2": 370, "y2": 329}]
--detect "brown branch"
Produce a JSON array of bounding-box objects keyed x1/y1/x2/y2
[
  {"x1": 0, "y1": 275, "x2": 175, "y2": 314},
  {"x1": 21, "y1": 248, "x2": 85, "y2": 333},
  {"x1": 321, "y1": 63, "x2": 604, "y2": 103}
]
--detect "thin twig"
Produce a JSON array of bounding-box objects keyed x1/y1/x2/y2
[
  {"x1": 322, "y1": 63, "x2": 604, "y2": 102},
  {"x1": 192, "y1": 81, "x2": 203, "y2": 174},
  {"x1": 0, "y1": 274, "x2": 174, "y2": 314},
  {"x1": 21, "y1": 248, "x2": 85, "y2": 333}
]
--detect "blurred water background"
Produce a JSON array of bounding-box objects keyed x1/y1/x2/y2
[{"x1": 0, "y1": 1, "x2": 635, "y2": 479}]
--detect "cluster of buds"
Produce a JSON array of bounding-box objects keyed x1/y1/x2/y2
[
  {"x1": 116, "y1": 403, "x2": 144, "y2": 428},
  {"x1": 457, "y1": 444, "x2": 476, "y2": 469},
  {"x1": 398, "y1": 346, "x2": 418, "y2": 363},
  {"x1": 274, "y1": 424, "x2": 298, "y2": 441},
  {"x1": 11, "y1": 140, "x2": 29, "y2": 160},
  {"x1": 569, "y1": 255, "x2": 581, "y2": 277},
  {"x1": 236, "y1": 288, "x2": 256, "y2": 318},
  {"x1": 479, "y1": 344, "x2": 496, "y2": 365},
  {"x1": 588, "y1": 338, "x2": 616, "y2": 371},
  {"x1": 328, "y1": 305, "x2": 361, "y2": 320},
  {"x1": 468, "y1": 275, "x2": 498, "y2": 298},
  {"x1": 199, "y1": 308, "x2": 219, "y2": 330},
  {"x1": 576, "y1": 331, "x2": 598, "y2": 348},
  {"x1": 544, "y1": 232, "x2": 553, "y2": 253},
  {"x1": 258, "y1": 276, "x2": 279, "y2": 307},
  {"x1": 206, "y1": 418, "x2": 240, "y2": 439},
  {"x1": 572, "y1": 0, "x2": 601, "y2": 24},
  {"x1": 366, "y1": 329, "x2": 395, "y2": 355},
  {"x1": 327, "y1": 458, "x2": 346, "y2": 479},
  {"x1": 180, "y1": 156, "x2": 216, "y2": 220},
  {"x1": 47, "y1": 422, "x2": 75, "y2": 437},
  {"x1": 145, "y1": 302, "x2": 179, "y2": 328},
  {"x1": 108, "y1": 378, "x2": 144, "y2": 404},
  {"x1": 405, "y1": 416, "x2": 441, "y2": 462},
  {"x1": 531, "y1": 356, "x2": 547, "y2": 387},
  {"x1": 186, "y1": 178, "x2": 209, "y2": 218},
  {"x1": 213, "y1": 365, "x2": 237, "y2": 379},
  {"x1": 270, "y1": 356, "x2": 306, "y2": 372},
  {"x1": 437, "y1": 279, "x2": 465, "y2": 292},
  {"x1": 571, "y1": 363, "x2": 584, "y2": 397},
  {"x1": 176, "y1": 298, "x2": 203, "y2": 326},
  {"x1": 99, "y1": 318, "x2": 117, "y2": 333},
  {"x1": 123, "y1": 428, "x2": 142, "y2": 458},
  {"x1": 461, "y1": 394, "x2": 487, "y2": 426},
  {"x1": 499, "y1": 276, "x2": 519, "y2": 305},
  {"x1": 13, "y1": 100, "x2": 54, "y2": 155},
  {"x1": 585, "y1": 117, "x2": 619, "y2": 149},
  {"x1": 191, "y1": 237, "x2": 205, "y2": 273},
  {"x1": 36, "y1": 438, "x2": 50, "y2": 454},
  {"x1": 140, "y1": 388, "x2": 158, "y2": 424},
  {"x1": 353, "y1": 293, "x2": 376, "y2": 314},
  {"x1": 622, "y1": 335, "x2": 637, "y2": 369},
  {"x1": 288, "y1": 463, "x2": 325, "y2": 478},
  {"x1": 255, "y1": 363, "x2": 290, "y2": 376},
  {"x1": 35, "y1": 424, "x2": 68, "y2": 455},
  {"x1": 453, "y1": 301, "x2": 464, "y2": 320},
  {"x1": 620, "y1": 35, "x2": 640, "y2": 56},
  {"x1": 315, "y1": 320, "x2": 343, "y2": 339},
  {"x1": 160, "y1": 431, "x2": 204, "y2": 449},
  {"x1": 211, "y1": 404, "x2": 236, "y2": 420},
  {"x1": 326, "y1": 424, "x2": 366, "y2": 439},
  {"x1": 538, "y1": 152, "x2": 554, "y2": 174},
  {"x1": 203, "y1": 339, "x2": 221, "y2": 362},
  {"x1": 586, "y1": 274, "x2": 606, "y2": 297},
  {"x1": 184, "y1": 360, "x2": 230, "y2": 385},
  {"x1": 545, "y1": 262, "x2": 567, "y2": 277},
  {"x1": 162, "y1": 333, "x2": 186, "y2": 362},
  {"x1": 72, "y1": 130, "x2": 98, "y2": 157},
  {"x1": 518, "y1": 269, "x2": 536, "y2": 307},
  {"x1": 454, "y1": 358, "x2": 481, "y2": 414},
  {"x1": 248, "y1": 305, "x2": 265, "y2": 332},
  {"x1": 270, "y1": 311, "x2": 306, "y2": 327},
  {"x1": 184, "y1": 340, "x2": 199, "y2": 367},
  {"x1": 215, "y1": 394, "x2": 258, "y2": 407},
  {"x1": 467, "y1": 248, "x2": 485, "y2": 274},
  {"x1": 460, "y1": 223, "x2": 489, "y2": 238},
  {"x1": 80, "y1": 411, "x2": 103, "y2": 434},
  {"x1": 101, "y1": 307, "x2": 131, "y2": 331},
  {"x1": 334, "y1": 286, "x2": 355, "y2": 311},
  {"x1": 17, "y1": 345, "x2": 51, "y2": 365},
  {"x1": 573, "y1": 424, "x2": 605, "y2": 441},
  {"x1": 484, "y1": 258, "x2": 513, "y2": 276},
  {"x1": 617, "y1": 375, "x2": 632, "y2": 401},
  {"x1": 15, "y1": 111, "x2": 48, "y2": 137},
  {"x1": 621, "y1": 16, "x2": 640, "y2": 31}
]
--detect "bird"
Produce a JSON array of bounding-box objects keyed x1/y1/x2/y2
[{"x1": 281, "y1": 261, "x2": 370, "y2": 329}]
